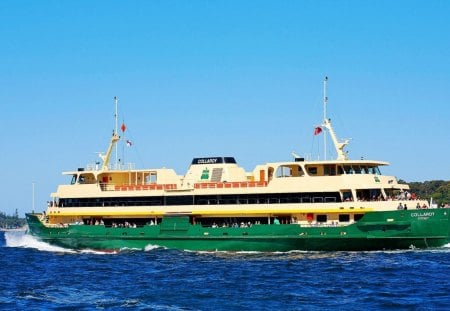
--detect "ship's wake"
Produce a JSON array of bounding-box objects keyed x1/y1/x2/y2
[
  {"x1": 4, "y1": 231, "x2": 117, "y2": 255},
  {"x1": 4, "y1": 231, "x2": 166, "y2": 254},
  {"x1": 4, "y1": 231, "x2": 76, "y2": 253}
]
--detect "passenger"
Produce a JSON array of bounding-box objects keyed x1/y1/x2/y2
[
  {"x1": 397, "y1": 203, "x2": 403, "y2": 210},
  {"x1": 422, "y1": 204, "x2": 427, "y2": 209},
  {"x1": 273, "y1": 218, "x2": 280, "y2": 225},
  {"x1": 416, "y1": 203, "x2": 421, "y2": 209},
  {"x1": 404, "y1": 204, "x2": 408, "y2": 210},
  {"x1": 406, "y1": 191, "x2": 411, "y2": 200}
]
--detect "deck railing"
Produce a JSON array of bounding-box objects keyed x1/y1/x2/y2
[{"x1": 100, "y1": 181, "x2": 268, "y2": 191}]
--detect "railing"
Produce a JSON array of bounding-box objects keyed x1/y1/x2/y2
[
  {"x1": 86, "y1": 162, "x2": 136, "y2": 171},
  {"x1": 194, "y1": 181, "x2": 268, "y2": 189},
  {"x1": 100, "y1": 181, "x2": 268, "y2": 191},
  {"x1": 105, "y1": 183, "x2": 177, "y2": 191}
]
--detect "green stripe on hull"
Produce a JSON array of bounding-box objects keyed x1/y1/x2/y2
[{"x1": 26, "y1": 209, "x2": 450, "y2": 252}]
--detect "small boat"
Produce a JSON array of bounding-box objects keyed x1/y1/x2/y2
[{"x1": 26, "y1": 81, "x2": 450, "y2": 251}]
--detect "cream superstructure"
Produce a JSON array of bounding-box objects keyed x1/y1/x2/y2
[{"x1": 43, "y1": 81, "x2": 427, "y2": 228}]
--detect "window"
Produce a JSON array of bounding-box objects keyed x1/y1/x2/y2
[
  {"x1": 146, "y1": 173, "x2": 157, "y2": 184},
  {"x1": 324, "y1": 165, "x2": 336, "y2": 176},
  {"x1": 317, "y1": 215, "x2": 327, "y2": 223},
  {"x1": 339, "y1": 214, "x2": 350, "y2": 222},
  {"x1": 276, "y1": 166, "x2": 292, "y2": 177},
  {"x1": 302, "y1": 197, "x2": 311, "y2": 203},
  {"x1": 343, "y1": 166, "x2": 353, "y2": 174},
  {"x1": 307, "y1": 167, "x2": 318, "y2": 175},
  {"x1": 275, "y1": 165, "x2": 304, "y2": 178}
]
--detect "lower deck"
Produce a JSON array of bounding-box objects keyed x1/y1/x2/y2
[
  {"x1": 40, "y1": 211, "x2": 367, "y2": 229},
  {"x1": 26, "y1": 209, "x2": 450, "y2": 252}
]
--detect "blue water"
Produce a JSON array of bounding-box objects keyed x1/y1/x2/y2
[{"x1": 1, "y1": 231, "x2": 449, "y2": 310}]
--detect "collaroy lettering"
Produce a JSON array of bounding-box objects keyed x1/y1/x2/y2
[
  {"x1": 198, "y1": 158, "x2": 219, "y2": 164},
  {"x1": 411, "y1": 212, "x2": 435, "y2": 219},
  {"x1": 191, "y1": 157, "x2": 237, "y2": 165}
]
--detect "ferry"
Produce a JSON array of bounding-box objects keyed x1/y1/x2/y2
[{"x1": 26, "y1": 81, "x2": 450, "y2": 251}]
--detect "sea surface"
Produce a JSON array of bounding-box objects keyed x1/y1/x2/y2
[{"x1": 1, "y1": 231, "x2": 449, "y2": 310}]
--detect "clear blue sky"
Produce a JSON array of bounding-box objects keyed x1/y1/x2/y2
[{"x1": 1, "y1": 1, "x2": 449, "y2": 216}]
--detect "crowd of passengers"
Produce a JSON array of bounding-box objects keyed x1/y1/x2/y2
[
  {"x1": 397, "y1": 202, "x2": 429, "y2": 210},
  {"x1": 208, "y1": 218, "x2": 293, "y2": 228},
  {"x1": 210, "y1": 221, "x2": 262, "y2": 228},
  {"x1": 77, "y1": 218, "x2": 160, "y2": 227},
  {"x1": 351, "y1": 190, "x2": 421, "y2": 202}
]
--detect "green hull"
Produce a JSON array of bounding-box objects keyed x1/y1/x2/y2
[{"x1": 26, "y1": 209, "x2": 450, "y2": 252}]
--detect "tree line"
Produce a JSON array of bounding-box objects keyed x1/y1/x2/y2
[
  {"x1": 406, "y1": 180, "x2": 450, "y2": 206},
  {"x1": 0, "y1": 210, "x2": 26, "y2": 229}
]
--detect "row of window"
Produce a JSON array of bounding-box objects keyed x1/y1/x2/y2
[{"x1": 58, "y1": 192, "x2": 342, "y2": 207}]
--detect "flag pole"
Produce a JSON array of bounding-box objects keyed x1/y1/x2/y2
[{"x1": 122, "y1": 119, "x2": 125, "y2": 166}]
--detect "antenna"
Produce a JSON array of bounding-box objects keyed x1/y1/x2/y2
[{"x1": 323, "y1": 76, "x2": 328, "y2": 160}]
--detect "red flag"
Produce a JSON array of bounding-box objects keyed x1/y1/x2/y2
[
  {"x1": 314, "y1": 126, "x2": 322, "y2": 135},
  {"x1": 121, "y1": 123, "x2": 126, "y2": 132}
]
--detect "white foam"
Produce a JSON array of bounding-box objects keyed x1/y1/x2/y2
[
  {"x1": 79, "y1": 249, "x2": 120, "y2": 255},
  {"x1": 144, "y1": 244, "x2": 164, "y2": 251},
  {"x1": 4, "y1": 231, "x2": 76, "y2": 253},
  {"x1": 4, "y1": 232, "x2": 123, "y2": 255}
]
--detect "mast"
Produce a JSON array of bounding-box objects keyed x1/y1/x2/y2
[
  {"x1": 321, "y1": 77, "x2": 350, "y2": 161},
  {"x1": 98, "y1": 97, "x2": 120, "y2": 170},
  {"x1": 114, "y1": 96, "x2": 119, "y2": 168}
]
